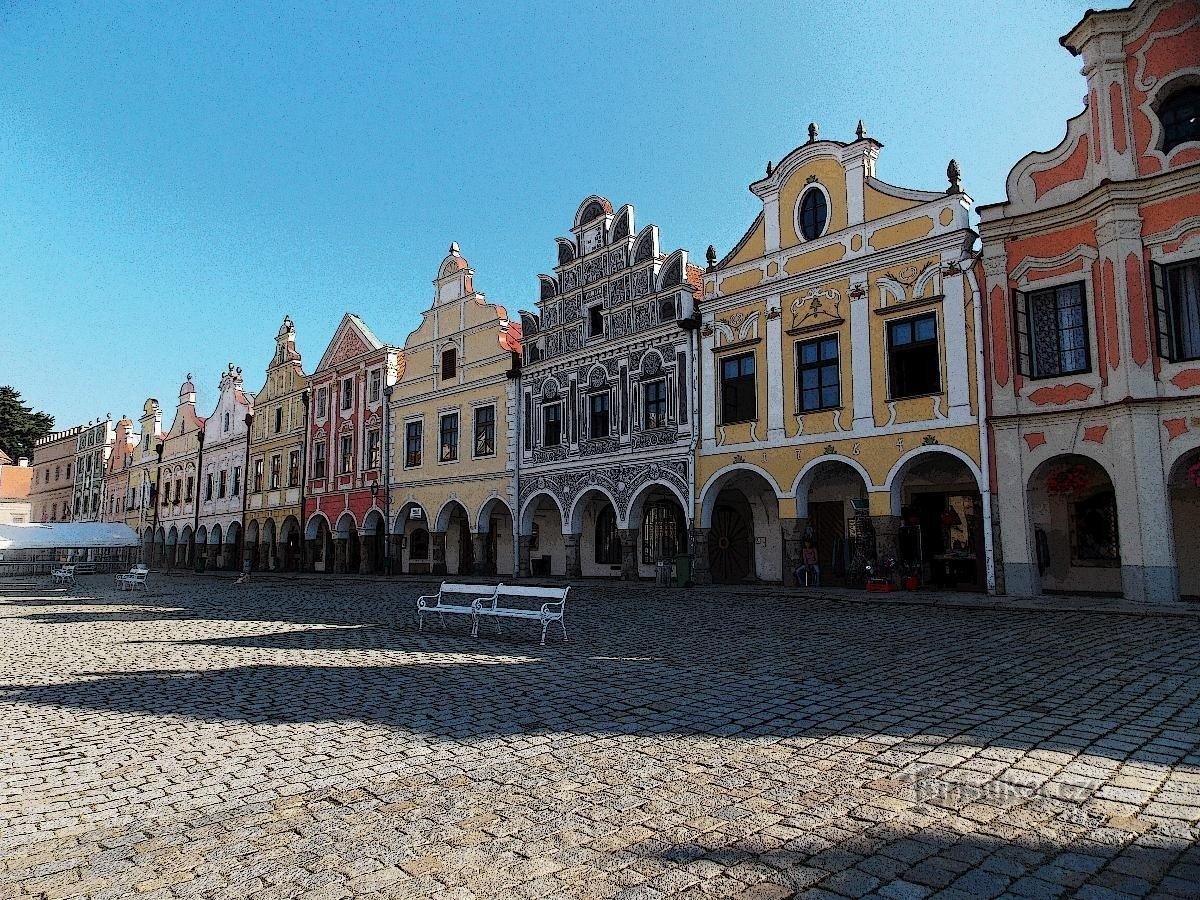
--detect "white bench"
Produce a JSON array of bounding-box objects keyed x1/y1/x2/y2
[
  {"x1": 116, "y1": 565, "x2": 150, "y2": 591},
  {"x1": 51, "y1": 565, "x2": 76, "y2": 586},
  {"x1": 416, "y1": 582, "x2": 499, "y2": 632},
  {"x1": 472, "y1": 584, "x2": 570, "y2": 646}
]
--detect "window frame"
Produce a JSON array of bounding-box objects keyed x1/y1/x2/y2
[
  {"x1": 643, "y1": 378, "x2": 667, "y2": 430},
  {"x1": 587, "y1": 304, "x2": 604, "y2": 339},
  {"x1": 473, "y1": 405, "x2": 496, "y2": 458},
  {"x1": 313, "y1": 441, "x2": 327, "y2": 479},
  {"x1": 405, "y1": 421, "x2": 423, "y2": 468},
  {"x1": 316, "y1": 387, "x2": 327, "y2": 418},
  {"x1": 1012, "y1": 281, "x2": 1092, "y2": 380},
  {"x1": 1151, "y1": 257, "x2": 1200, "y2": 364},
  {"x1": 797, "y1": 184, "x2": 830, "y2": 242},
  {"x1": 269, "y1": 454, "x2": 281, "y2": 490},
  {"x1": 253, "y1": 459, "x2": 264, "y2": 493},
  {"x1": 341, "y1": 377, "x2": 354, "y2": 411},
  {"x1": 441, "y1": 348, "x2": 457, "y2": 381},
  {"x1": 588, "y1": 391, "x2": 610, "y2": 439},
  {"x1": 1158, "y1": 85, "x2": 1200, "y2": 155},
  {"x1": 795, "y1": 333, "x2": 841, "y2": 413},
  {"x1": 886, "y1": 312, "x2": 943, "y2": 400},
  {"x1": 339, "y1": 434, "x2": 353, "y2": 474},
  {"x1": 288, "y1": 450, "x2": 300, "y2": 487},
  {"x1": 368, "y1": 369, "x2": 382, "y2": 403},
  {"x1": 366, "y1": 428, "x2": 382, "y2": 470},
  {"x1": 719, "y1": 351, "x2": 758, "y2": 425},
  {"x1": 543, "y1": 402, "x2": 563, "y2": 447},
  {"x1": 439, "y1": 413, "x2": 459, "y2": 462}
]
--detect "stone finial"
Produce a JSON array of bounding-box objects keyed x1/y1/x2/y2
[
  {"x1": 946, "y1": 159, "x2": 963, "y2": 195},
  {"x1": 856, "y1": 119, "x2": 867, "y2": 140},
  {"x1": 807, "y1": 122, "x2": 819, "y2": 143},
  {"x1": 706, "y1": 245, "x2": 717, "y2": 270},
  {"x1": 449, "y1": 241, "x2": 460, "y2": 255},
  {"x1": 765, "y1": 160, "x2": 773, "y2": 177}
]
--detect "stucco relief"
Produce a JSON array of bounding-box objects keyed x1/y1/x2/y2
[{"x1": 520, "y1": 458, "x2": 689, "y2": 525}]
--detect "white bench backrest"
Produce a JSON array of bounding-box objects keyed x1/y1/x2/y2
[
  {"x1": 439, "y1": 582, "x2": 498, "y2": 599},
  {"x1": 495, "y1": 584, "x2": 569, "y2": 601},
  {"x1": 131, "y1": 565, "x2": 149, "y2": 575}
]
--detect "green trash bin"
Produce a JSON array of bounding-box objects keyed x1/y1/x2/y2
[{"x1": 673, "y1": 554, "x2": 691, "y2": 587}]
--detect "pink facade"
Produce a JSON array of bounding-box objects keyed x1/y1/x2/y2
[{"x1": 978, "y1": 0, "x2": 1200, "y2": 602}]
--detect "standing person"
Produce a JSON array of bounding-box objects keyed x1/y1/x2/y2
[{"x1": 796, "y1": 539, "x2": 820, "y2": 587}]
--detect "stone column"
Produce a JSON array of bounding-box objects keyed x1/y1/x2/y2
[
  {"x1": 780, "y1": 517, "x2": 806, "y2": 587},
  {"x1": 470, "y1": 533, "x2": 489, "y2": 576},
  {"x1": 689, "y1": 527, "x2": 710, "y2": 584},
  {"x1": 389, "y1": 535, "x2": 404, "y2": 574},
  {"x1": 563, "y1": 533, "x2": 581, "y2": 578},
  {"x1": 518, "y1": 534, "x2": 533, "y2": 578},
  {"x1": 431, "y1": 531, "x2": 447, "y2": 576},
  {"x1": 619, "y1": 528, "x2": 639, "y2": 581},
  {"x1": 358, "y1": 541, "x2": 370, "y2": 575}
]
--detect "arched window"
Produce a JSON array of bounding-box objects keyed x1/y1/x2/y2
[
  {"x1": 410, "y1": 528, "x2": 429, "y2": 560},
  {"x1": 594, "y1": 506, "x2": 622, "y2": 565},
  {"x1": 1159, "y1": 86, "x2": 1200, "y2": 154},
  {"x1": 798, "y1": 187, "x2": 829, "y2": 241}
]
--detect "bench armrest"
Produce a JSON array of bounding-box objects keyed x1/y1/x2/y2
[
  {"x1": 540, "y1": 601, "x2": 565, "y2": 614},
  {"x1": 416, "y1": 594, "x2": 440, "y2": 609}
]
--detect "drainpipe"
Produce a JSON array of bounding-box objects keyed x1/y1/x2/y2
[
  {"x1": 507, "y1": 350, "x2": 522, "y2": 579},
  {"x1": 193, "y1": 429, "x2": 205, "y2": 569},
  {"x1": 241, "y1": 411, "x2": 254, "y2": 572},
  {"x1": 150, "y1": 441, "x2": 164, "y2": 566},
  {"x1": 383, "y1": 384, "x2": 392, "y2": 575},
  {"x1": 299, "y1": 388, "x2": 310, "y2": 570}
]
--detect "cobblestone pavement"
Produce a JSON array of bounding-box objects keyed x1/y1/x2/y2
[{"x1": 1, "y1": 576, "x2": 1198, "y2": 900}]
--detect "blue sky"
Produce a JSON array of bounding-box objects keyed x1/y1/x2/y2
[{"x1": 1, "y1": 1, "x2": 1108, "y2": 429}]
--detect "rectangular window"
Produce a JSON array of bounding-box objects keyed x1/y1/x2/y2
[
  {"x1": 644, "y1": 380, "x2": 667, "y2": 429},
  {"x1": 405, "y1": 421, "x2": 423, "y2": 467},
  {"x1": 720, "y1": 352, "x2": 757, "y2": 424},
  {"x1": 797, "y1": 335, "x2": 840, "y2": 412},
  {"x1": 439, "y1": 413, "x2": 459, "y2": 462},
  {"x1": 270, "y1": 455, "x2": 282, "y2": 490},
  {"x1": 314, "y1": 442, "x2": 326, "y2": 478},
  {"x1": 205, "y1": 474, "x2": 213, "y2": 501},
  {"x1": 589, "y1": 392, "x2": 610, "y2": 438},
  {"x1": 185, "y1": 476, "x2": 193, "y2": 502},
  {"x1": 218, "y1": 470, "x2": 227, "y2": 498},
  {"x1": 588, "y1": 305, "x2": 604, "y2": 338},
  {"x1": 441, "y1": 348, "x2": 457, "y2": 380},
  {"x1": 474, "y1": 405, "x2": 495, "y2": 457},
  {"x1": 232, "y1": 466, "x2": 240, "y2": 497},
  {"x1": 174, "y1": 478, "x2": 182, "y2": 506},
  {"x1": 274, "y1": 407, "x2": 283, "y2": 433},
  {"x1": 887, "y1": 313, "x2": 941, "y2": 399},
  {"x1": 369, "y1": 369, "x2": 381, "y2": 402},
  {"x1": 253, "y1": 459, "x2": 264, "y2": 493},
  {"x1": 288, "y1": 450, "x2": 300, "y2": 487},
  {"x1": 339, "y1": 435, "x2": 353, "y2": 473},
  {"x1": 366, "y1": 428, "x2": 381, "y2": 469},
  {"x1": 1151, "y1": 259, "x2": 1200, "y2": 363},
  {"x1": 543, "y1": 403, "x2": 562, "y2": 447},
  {"x1": 316, "y1": 387, "x2": 327, "y2": 418},
  {"x1": 341, "y1": 377, "x2": 354, "y2": 410},
  {"x1": 1014, "y1": 282, "x2": 1090, "y2": 379}
]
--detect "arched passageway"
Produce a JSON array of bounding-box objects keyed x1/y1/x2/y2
[
  {"x1": 1170, "y1": 448, "x2": 1200, "y2": 601},
  {"x1": 520, "y1": 493, "x2": 566, "y2": 577},
  {"x1": 699, "y1": 468, "x2": 782, "y2": 583},
  {"x1": 477, "y1": 498, "x2": 516, "y2": 577}
]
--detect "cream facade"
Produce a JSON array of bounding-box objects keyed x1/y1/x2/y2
[
  {"x1": 696, "y1": 126, "x2": 993, "y2": 589},
  {"x1": 389, "y1": 244, "x2": 522, "y2": 576},
  {"x1": 246, "y1": 316, "x2": 308, "y2": 571},
  {"x1": 152, "y1": 377, "x2": 204, "y2": 568},
  {"x1": 99, "y1": 416, "x2": 137, "y2": 524},
  {"x1": 196, "y1": 365, "x2": 253, "y2": 571},
  {"x1": 30, "y1": 427, "x2": 82, "y2": 523},
  {"x1": 127, "y1": 400, "x2": 164, "y2": 540}
]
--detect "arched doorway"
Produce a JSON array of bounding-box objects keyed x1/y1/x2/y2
[
  {"x1": 394, "y1": 503, "x2": 431, "y2": 574},
  {"x1": 141, "y1": 527, "x2": 154, "y2": 566},
  {"x1": 362, "y1": 510, "x2": 387, "y2": 574},
  {"x1": 245, "y1": 520, "x2": 260, "y2": 571},
  {"x1": 195, "y1": 525, "x2": 207, "y2": 570},
  {"x1": 226, "y1": 521, "x2": 242, "y2": 573},
  {"x1": 262, "y1": 518, "x2": 277, "y2": 571},
  {"x1": 154, "y1": 527, "x2": 166, "y2": 568},
  {"x1": 888, "y1": 450, "x2": 986, "y2": 591},
  {"x1": 436, "y1": 501, "x2": 473, "y2": 576},
  {"x1": 181, "y1": 525, "x2": 194, "y2": 568},
  {"x1": 1026, "y1": 454, "x2": 1120, "y2": 596},
  {"x1": 700, "y1": 468, "x2": 782, "y2": 583},
  {"x1": 209, "y1": 524, "x2": 223, "y2": 570},
  {"x1": 477, "y1": 497, "x2": 516, "y2": 576},
  {"x1": 335, "y1": 513, "x2": 360, "y2": 574},
  {"x1": 796, "y1": 459, "x2": 870, "y2": 586},
  {"x1": 571, "y1": 489, "x2": 622, "y2": 578},
  {"x1": 627, "y1": 483, "x2": 689, "y2": 580},
  {"x1": 166, "y1": 526, "x2": 179, "y2": 569},
  {"x1": 1170, "y1": 448, "x2": 1200, "y2": 601},
  {"x1": 305, "y1": 515, "x2": 334, "y2": 573},
  {"x1": 278, "y1": 516, "x2": 299, "y2": 571},
  {"x1": 520, "y1": 493, "x2": 566, "y2": 577}
]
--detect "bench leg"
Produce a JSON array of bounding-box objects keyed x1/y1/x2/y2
[
  {"x1": 470, "y1": 614, "x2": 479, "y2": 638},
  {"x1": 417, "y1": 612, "x2": 424, "y2": 632},
  {"x1": 540, "y1": 620, "x2": 549, "y2": 646},
  {"x1": 559, "y1": 618, "x2": 567, "y2": 642}
]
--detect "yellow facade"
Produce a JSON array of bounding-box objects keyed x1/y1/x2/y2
[
  {"x1": 388, "y1": 244, "x2": 521, "y2": 575},
  {"x1": 245, "y1": 316, "x2": 309, "y2": 571},
  {"x1": 696, "y1": 127, "x2": 993, "y2": 589}
]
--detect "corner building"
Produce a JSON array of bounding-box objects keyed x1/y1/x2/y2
[
  {"x1": 696, "y1": 126, "x2": 993, "y2": 589},
  {"x1": 389, "y1": 244, "x2": 522, "y2": 576},
  {"x1": 518, "y1": 197, "x2": 700, "y2": 580},
  {"x1": 246, "y1": 316, "x2": 309, "y2": 572},
  {"x1": 978, "y1": 0, "x2": 1200, "y2": 602}
]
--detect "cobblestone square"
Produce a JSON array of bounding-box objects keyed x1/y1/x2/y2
[{"x1": 2, "y1": 576, "x2": 1199, "y2": 899}]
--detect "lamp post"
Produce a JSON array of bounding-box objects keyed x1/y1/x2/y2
[
  {"x1": 382, "y1": 384, "x2": 393, "y2": 576},
  {"x1": 241, "y1": 411, "x2": 254, "y2": 573}
]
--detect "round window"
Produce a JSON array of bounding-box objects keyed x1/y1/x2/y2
[{"x1": 798, "y1": 187, "x2": 828, "y2": 241}]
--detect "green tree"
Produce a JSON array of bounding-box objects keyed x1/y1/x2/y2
[{"x1": 0, "y1": 386, "x2": 55, "y2": 462}]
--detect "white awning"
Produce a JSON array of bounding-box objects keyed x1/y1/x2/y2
[{"x1": 0, "y1": 522, "x2": 141, "y2": 551}]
